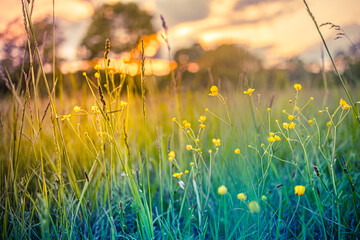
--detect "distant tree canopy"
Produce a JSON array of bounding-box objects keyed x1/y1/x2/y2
[{"x1": 79, "y1": 2, "x2": 155, "y2": 60}]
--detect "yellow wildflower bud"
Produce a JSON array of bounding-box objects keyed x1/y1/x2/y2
[
  {"x1": 288, "y1": 122, "x2": 296, "y2": 129},
  {"x1": 209, "y1": 85, "x2": 219, "y2": 96},
  {"x1": 82, "y1": 72, "x2": 87, "y2": 77},
  {"x1": 94, "y1": 72, "x2": 100, "y2": 78},
  {"x1": 268, "y1": 136, "x2": 275, "y2": 143},
  {"x1": 205, "y1": 108, "x2": 209, "y2": 112},
  {"x1": 261, "y1": 195, "x2": 267, "y2": 201},
  {"x1": 172, "y1": 117, "x2": 176, "y2": 122},
  {"x1": 185, "y1": 170, "x2": 189, "y2": 174},
  {"x1": 94, "y1": 64, "x2": 101, "y2": 70},
  {"x1": 282, "y1": 110, "x2": 286, "y2": 113},
  {"x1": 274, "y1": 135, "x2": 281, "y2": 141},
  {"x1": 248, "y1": 201, "x2": 260, "y2": 213},
  {"x1": 288, "y1": 115, "x2": 294, "y2": 121},
  {"x1": 294, "y1": 84, "x2": 302, "y2": 91},
  {"x1": 237, "y1": 193, "x2": 247, "y2": 201},
  {"x1": 260, "y1": 143, "x2": 264, "y2": 148},
  {"x1": 186, "y1": 145, "x2": 192, "y2": 151},
  {"x1": 195, "y1": 139, "x2": 200, "y2": 143},
  {"x1": 208, "y1": 149, "x2": 212, "y2": 154},
  {"x1": 294, "y1": 185, "x2": 306, "y2": 196},
  {"x1": 74, "y1": 106, "x2": 81, "y2": 112},
  {"x1": 217, "y1": 185, "x2": 227, "y2": 195},
  {"x1": 326, "y1": 121, "x2": 331, "y2": 127},
  {"x1": 234, "y1": 148, "x2": 240, "y2": 154},
  {"x1": 269, "y1": 132, "x2": 274, "y2": 137},
  {"x1": 200, "y1": 124, "x2": 206, "y2": 129},
  {"x1": 283, "y1": 122, "x2": 288, "y2": 129},
  {"x1": 310, "y1": 97, "x2": 314, "y2": 101},
  {"x1": 267, "y1": 108, "x2": 271, "y2": 112},
  {"x1": 186, "y1": 130, "x2": 190, "y2": 134},
  {"x1": 295, "y1": 106, "x2": 299, "y2": 111},
  {"x1": 184, "y1": 122, "x2": 191, "y2": 128},
  {"x1": 308, "y1": 120, "x2": 313, "y2": 124},
  {"x1": 190, "y1": 162, "x2": 194, "y2": 166},
  {"x1": 289, "y1": 100, "x2": 293, "y2": 103},
  {"x1": 248, "y1": 145, "x2": 251, "y2": 148}
]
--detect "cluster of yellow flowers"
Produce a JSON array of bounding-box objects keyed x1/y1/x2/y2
[
  {"x1": 172, "y1": 172, "x2": 183, "y2": 179},
  {"x1": 168, "y1": 151, "x2": 175, "y2": 161},
  {"x1": 267, "y1": 132, "x2": 281, "y2": 143},
  {"x1": 339, "y1": 98, "x2": 351, "y2": 110},
  {"x1": 182, "y1": 120, "x2": 191, "y2": 129},
  {"x1": 212, "y1": 138, "x2": 221, "y2": 147}
]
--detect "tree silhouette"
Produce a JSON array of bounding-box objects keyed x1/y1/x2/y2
[{"x1": 78, "y1": 2, "x2": 155, "y2": 60}]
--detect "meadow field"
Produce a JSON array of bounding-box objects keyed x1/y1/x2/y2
[{"x1": 1, "y1": 1, "x2": 360, "y2": 239}]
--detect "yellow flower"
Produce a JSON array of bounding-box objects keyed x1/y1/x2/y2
[
  {"x1": 94, "y1": 64, "x2": 101, "y2": 70},
  {"x1": 185, "y1": 170, "x2": 189, "y2": 174},
  {"x1": 308, "y1": 120, "x2": 313, "y2": 124},
  {"x1": 94, "y1": 72, "x2": 100, "y2": 78},
  {"x1": 172, "y1": 117, "x2": 176, "y2": 122},
  {"x1": 61, "y1": 114, "x2": 71, "y2": 121},
  {"x1": 261, "y1": 195, "x2": 267, "y2": 201},
  {"x1": 294, "y1": 185, "x2": 306, "y2": 196},
  {"x1": 208, "y1": 149, "x2": 212, "y2": 153},
  {"x1": 198, "y1": 115, "x2": 206, "y2": 123},
  {"x1": 209, "y1": 85, "x2": 219, "y2": 96},
  {"x1": 270, "y1": 132, "x2": 274, "y2": 137},
  {"x1": 248, "y1": 201, "x2": 260, "y2": 214},
  {"x1": 82, "y1": 72, "x2": 87, "y2": 77},
  {"x1": 326, "y1": 121, "x2": 331, "y2": 127},
  {"x1": 186, "y1": 145, "x2": 192, "y2": 151},
  {"x1": 91, "y1": 105, "x2": 100, "y2": 113},
  {"x1": 339, "y1": 98, "x2": 351, "y2": 110},
  {"x1": 288, "y1": 122, "x2": 296, "y2": 129},
  {"x1": 310, "y1": 97, "x2": 314, "y2": 101},
  {"x1": 212, "y1": 138, "x2": 221, "y2": 147},
  {"x1": 237, "y1": 193, "x2": 247, "y2": 201},
  {"x1": 274, "y1": 135, "x2": 281, "y2": 141},
  {"x1": 267, "y1": 108, "x2": 271, "y2": 112},
  {"x1": 195, "y1": 139, "x2": 200, "y2": 143},
  {"x1": 243, "y1": 88, "x2": 255, "y2": 96},
  {"x1": 120, "y1": 101, "x2": 128, "y2": 107},
  {"x1": 294, "y1": 84, "x2": 302, "y2": 91},
  {"x1": 73, "y1": 106, "x2": 81, "y2": 112},
  {"x1": 288, "y1": 115, "x2": 294, "y2": 121},
  {"x1": 268, "y1": 136, "x2": 275, "y2": 143},
  {"x1": 200, "y1": 124, "x2": 206, "y2": 129},
  {"x1": 283, "y1": 122, "x2": 288, "y2": 129},
  {"x1": 168, "y1": 151, "x2": 175, "y2": 161},
  {"x1": 295, "y1": 106, "x2": 299, "y2": 111},
  {"x1": 261, "y1": 143, "x2": 265, "y2": 148},
  {"x1": 217, "y1": 185, "x2": 227, "y2": 195},
  {"x1": 234, "y1": 148, "x2": 240, "y2": 154},
  {"x1": 282, "y1": 110, "x2": 286, "y2": 114},
  {"x1": 173, "y1": 172, "x2": 183, "y2": 179},
  {"x1": 183, "y1": 120, "x2": 191, "y2": 128},
  {"x1": 190, "y1": 162, "x2": 194, "y2": 166}
]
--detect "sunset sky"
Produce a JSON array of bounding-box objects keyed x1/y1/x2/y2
[{"x1": 1, "y1": 0, "x2": 360, "y2": 69}]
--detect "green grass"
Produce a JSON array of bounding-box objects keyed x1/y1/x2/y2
[{"x1": 1, "y1": 1, "x2": 360, "y2": 239}]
